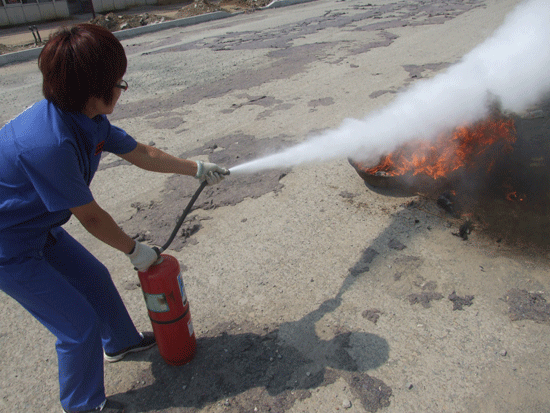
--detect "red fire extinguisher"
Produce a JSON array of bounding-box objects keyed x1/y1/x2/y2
[
  {"x1": 136, "y1": 178, "x2": 220, "y2": 366},
  {"x1": 138, "y1": 254, "x2": 196, "y2": 365}
]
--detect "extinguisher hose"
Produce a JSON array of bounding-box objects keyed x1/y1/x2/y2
[
  {"x1": 153, "y1": 168, "x2": 231, "y2": 256},
  {"x1": 156, "y1": 180, "x2": 208, "y2": 255}
]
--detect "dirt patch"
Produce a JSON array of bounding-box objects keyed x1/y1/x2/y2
[
  {"x1": 118, "y1": 134, "x2": 291, "y2": 250},
  {"x1": 407, "y1": 292, "x2": 444, "y2": 308},
  {"x1": 176, "y1": 0, "x2": 272, "y2": 18},
  {"x1": 346, "y1": 371, "x2": 392, "y2": 412},
  {"x1": 502, "y1": 289, "x2": 550, "y2": 324},
  {"x1": 448, "y1": 291, "x2": 474, "y2": 311},
  {"x1": 0, "y1": 41, "x2": 43, "y2": 55}
]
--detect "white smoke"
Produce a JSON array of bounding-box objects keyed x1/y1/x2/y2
[{"x1": 230, "y1": 0, "x2": 550, "y2": 175}]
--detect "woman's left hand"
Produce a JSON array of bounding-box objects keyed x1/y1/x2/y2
[{"x1": 127, "y1": 241, "x2": 159, "y2": 271}]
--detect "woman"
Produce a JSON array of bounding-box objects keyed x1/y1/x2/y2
[{"x1": 0, "y1": 24, "x2": 227, "y2": 413}]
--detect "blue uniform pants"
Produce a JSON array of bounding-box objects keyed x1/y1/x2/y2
[{"x1": 0, "y1": 227, "x2": 142, "y2": 411}]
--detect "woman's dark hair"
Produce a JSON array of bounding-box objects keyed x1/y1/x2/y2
[{"x1": 38, "y1": 23, "x2": 127, "y2": 112}]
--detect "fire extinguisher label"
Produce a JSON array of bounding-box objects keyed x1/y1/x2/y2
[
  {"x1": 177, "y1": 273, "x2": 188, "y2": 306},
  {"x1": 143, "y1": 292, "x2": 170, "y2": 313},
  {"x1": 188, "y1": 320, "x2": 194, "y2": 336}
]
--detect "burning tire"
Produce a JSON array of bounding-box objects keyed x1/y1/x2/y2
[{"x1": 349, "y1": 113, "x2": 516, "y2": 194}]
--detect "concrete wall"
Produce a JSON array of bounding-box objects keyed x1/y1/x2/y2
[
  {"x1": 1, "y1": 3, "x2": 27, "y2": 26},
  {"x1": 0, "y1": 0, "x2": 70, "y2": 27}
]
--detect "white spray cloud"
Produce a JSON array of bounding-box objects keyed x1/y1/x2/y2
[{"x1": 230, "y1": 0, "x2": 550, "y2": 175}]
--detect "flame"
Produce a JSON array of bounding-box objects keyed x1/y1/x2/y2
[
  {"x1": 503, "y1": 181, "x2": 526, "y2": 202},
  {"x1": 505, "y1": 191, "x2": 525, "y2": 202},
  {"x1": 359, "y1": 116, "x2": 516, "y2": 179}
]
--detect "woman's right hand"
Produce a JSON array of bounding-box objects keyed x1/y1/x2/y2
[{"x1": 195, "y1": 160, "x2": 229, "y2": 185}]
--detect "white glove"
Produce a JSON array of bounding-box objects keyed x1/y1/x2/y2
[
  {"x1": 126, "y1": 241, "x2": 159, "y2": 272},
  {"x1": 195, "y1": 160, "x2": 229, "y2": 185}
]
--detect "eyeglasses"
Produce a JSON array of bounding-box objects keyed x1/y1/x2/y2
[{"x1": 115, "y1": 80, "x2": 128, "y2": 91}]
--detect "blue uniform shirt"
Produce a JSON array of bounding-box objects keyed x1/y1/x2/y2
[{"x1": 0, "y1": 99, "x2": 137, "y2": 261}]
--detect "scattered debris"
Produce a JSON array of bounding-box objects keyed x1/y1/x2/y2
[
  {"x1": 453, "y1": 220, "x2": 473, "y2": 240},
  {"x1": 502, "y1": 289, "x2": 550, "y2": 324},
  {"x1": 448, "y1": 290, "x2": 474, "y2": 310},
  {"x1": 176, "y1": 0, "x2": 272, "y2": 18},
  {"x1": 436, "y1": 191, "x2": 456, "y2": 214},
  {"x1": 90, "y1": 12, "x2": 170, "y2": 32},
  {"x1": 176, "y1": 0, "x2": 222, "y2": 17},
  {"x1": 362, "y1": 308, "x2": 382, "y2": 324},
  {"x1": 408, "y1": 292, "x2": 444, "y2": 308}
]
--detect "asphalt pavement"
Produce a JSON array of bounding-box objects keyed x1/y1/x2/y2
[{"x1": 3, "y1": 1, "x2": 550, "y2": 412}]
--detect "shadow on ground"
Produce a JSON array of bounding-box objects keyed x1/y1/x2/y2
[{"x1": 115, "y1": 302, "x2": 390, "y2": 413}]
